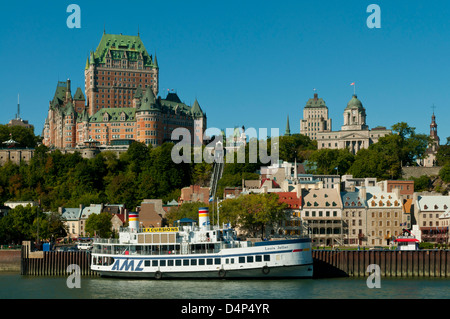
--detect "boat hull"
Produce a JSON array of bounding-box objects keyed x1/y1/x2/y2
[
  {"x1": 95, "y1": 263, "x2": 313, "y2": 279},
  {"x1": 91, "y1": 238, "x2": 314, "y2": 279}
]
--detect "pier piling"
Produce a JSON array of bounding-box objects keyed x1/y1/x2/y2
[{"x1": 312, "y1": 250, "x2": 450, "y2": 278}]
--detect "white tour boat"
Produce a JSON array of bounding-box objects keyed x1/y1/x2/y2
[{"x1": 90, "y1": 208, "x2": 313, "y2": 279}]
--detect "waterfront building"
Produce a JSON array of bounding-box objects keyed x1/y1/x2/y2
[
  {"x1": 377, "y1": 180, "x2": 415, "y2": 200},
  {"x1": 341, "y1": 174, "x2": 377, "y2": 191},
  {"x1": 341, "y1": 188, "x2": 368, "y2": 246},
  {"x1": 60, "y1": 203, "x2": 126, "y2": 239},
  {"x1": 300, "y1": 93, "x2": 332, "y2": 140},
  {"x1": 137, "y1": 199, "x2": 165, "y2": 228},
  {"x1": 315, "y1": 94, "x2": 391, "y2": 154},
  {"x1": 299, "y1": 186, "x2": 344, "y2": 247},
  {"x1": 365, "y1": 187, "x2": 403, "y2": 246},
  {"x1": 180, "y1": 185, "x2": 211, "y2": 204},
  {"x1": 43, "y1": 32, "x2": 207, "y2": 149},
  {"x1": 277, "y1": 191, "x2": 304, "y2": 236},
  {"x1": 60, "y1": 206, "x2": 83, "y2": 239},
  {"x1": 415, "y1": 195, "x2": 449, "y2": 244}
]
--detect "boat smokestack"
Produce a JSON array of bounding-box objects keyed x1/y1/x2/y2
[
  {"x1": 198, "y1": 207, "x2": 210, "y2": 230},
  {"x1": 129, "y1": 211, "x2": 139, "y2": 232}
]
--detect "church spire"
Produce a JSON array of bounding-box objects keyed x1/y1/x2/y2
[{"x1": 285, "y1": 115, "x2": 291, "y2": 136}]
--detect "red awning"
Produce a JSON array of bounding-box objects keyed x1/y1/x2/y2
[{"x1": 394, "y1": 238, "x2": 419, "y2": 242}]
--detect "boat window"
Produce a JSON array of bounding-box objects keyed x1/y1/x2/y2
[
  {"x1": 214, "y1": 258, "x2": 221, "y2": 265},
  {"x1": 225, "y1": 258, "x2": 229, "y2": 264},
  {"x1": 191, "y1": 259, "x2": 197, "y2": 266},
  {"x1": 230, "y1": 258, "x2": 235, "y2": 264},
  {"x1": 160, "y1": 260, "x2": 166, "y2": 267},
  {"x1": 152, "y1": 260, "x2": 158, "y2": 267},
  {"x1": 247, "y1": 256, "x2": 253, "y2": 263},
  {"x1": 256, "y1": 255, "x2": 262, "y2": 262},
  {"x1": 239, "y1": 257, "x2": 245, "y2": 263},
  {"x1": 168, "y1": 260, "x2": 174, "y2": 266},
  {"x1": 175, "y1": 259, "x2": 182, "y2": 266},
  {"x1": 264, "y1": 255, "x2": 270, "y2": 262},
  {"x1": 206, "y1": 258, "x2": 213, "y2": 265},
  {"x1": 183, "y1": 259, "x2": 189, "y2": 266},
  {"x1": 145, "y1": 260, "x2": 150, "y2": 267},
  {"x1": 199, "y1": 259, "x2": 205, "y2": 265}
]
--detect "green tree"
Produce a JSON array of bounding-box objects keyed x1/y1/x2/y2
[
  {"x1": 165, "y1": 202, "x2": 210, "y2": 226},
  {"x1": 436, "y1": 143, "x2": 450, "y2": 166},
  {"x1": 85, "y1": 212, "x2": 112, "y2": 238},
  {"x1": 391, "y1": 122, "x2": 430, "y2": 166},
  {"x1": 439, "y1": 164, "x2": 450, "y2": 183},
  {"x1": 278, "y1": 134, "x2": 317, "y2": 163},
  {"x1": 308, "y1": 148, "x2": 354, "y2": 175},
  {"x1": 410, "y1": 175, "x2": 430, "y2": 192},
  {"x1": 219, "y1": 193, "x2": 287, "y2": 238}
]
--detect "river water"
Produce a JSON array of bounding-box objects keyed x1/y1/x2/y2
[{"x1": 0, "y1": 272, "x2": 448, "y2": 299}]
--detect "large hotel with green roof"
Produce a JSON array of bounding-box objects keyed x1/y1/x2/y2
[{"x1": 43, "y1": 32, "x2": 206, "y2": 149}]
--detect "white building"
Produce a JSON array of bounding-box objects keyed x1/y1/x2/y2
[{"x1": 316, "y1": 94, "x2": 391, "y2": 154}]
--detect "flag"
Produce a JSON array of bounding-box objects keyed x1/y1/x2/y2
[
  {"x1": 209, "y1": 197, "x2": 214, "y2": 202},
  {"x1": 350, "y1": 82, "x2": 355, "y2": 86}
]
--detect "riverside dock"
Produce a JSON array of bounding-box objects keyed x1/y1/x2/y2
[{"x1": 11, "y1": 242, "x2": 450, "y2": 278}]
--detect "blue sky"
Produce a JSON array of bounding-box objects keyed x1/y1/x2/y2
[{"x1": 1, "y1": 0, "x2": 449, "y2": 142}]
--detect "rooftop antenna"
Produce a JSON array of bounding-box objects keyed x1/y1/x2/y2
[
  {"x1": 138, "y1": 24, "x2": 140, "y2": 37},
  {"x1": 16, "y1": 94, "x2": 20, "y2": 120}
]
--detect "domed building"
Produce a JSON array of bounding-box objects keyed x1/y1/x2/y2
[{"x1": 315, "y1": 94, "x2": 391, "y2": 155}]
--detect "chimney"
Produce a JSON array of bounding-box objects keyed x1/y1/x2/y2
[
  {"x1": 360, "y1": 186, "x2": 367, "y2": 201},
  {"x1": 314, "y1": 93, "x2": 318, "y2": 100}
]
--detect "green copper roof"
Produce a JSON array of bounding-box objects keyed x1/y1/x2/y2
[
  {"x1": 138, "y1": 87, "x2": 159, "y2": 111},
  {"x1": 51, "y1": 81, "x2": 69, "y2": 109},
  {"x1": 134, "y1": 87, "x2": 143, "y2": 99},
  {"x1": 90, "y1": 107, "x2": 136, "y2": 123},
  {"x1": 305, "y1": 94, "x2": 327, "y2": 108},
  {"x1": 65, "y1": 101, "x2": 75, "y2": 116},
  {"x1": 74, "y1": 87, "x2": 85, "y2": 101},
  {"x1": 93, "y1": 33, "x2": 156, "y2": 67},
  {"x1": 346, "y1": 94, "x2": 364, "y2": 110},
  {"x1": 190, "y1": 99, "x2": 204, "y2": 119}
]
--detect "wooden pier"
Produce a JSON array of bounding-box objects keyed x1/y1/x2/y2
[
  {"x1": 20, "y1": 241, "x2": 96, "y2": 277},
  {"x1": 313, "y1": 250, "x2": 450, "y2": 278}
]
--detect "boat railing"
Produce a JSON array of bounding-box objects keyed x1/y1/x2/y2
[
  {"x1": 90, "y1": 239, "x2": 252, "y2": 255},
  {"x1": 92, "y1": 238, "x2": 120, "y2": 244}
]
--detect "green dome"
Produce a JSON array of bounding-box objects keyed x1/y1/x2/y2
[{"x1": 346, "y1": 94, "x2": 363, "y2": 109}]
